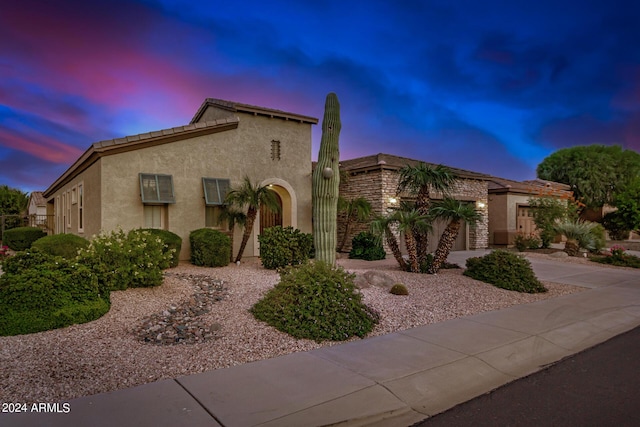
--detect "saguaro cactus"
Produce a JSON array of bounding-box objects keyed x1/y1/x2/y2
[{"x1": 312, "y1": 93, "x2": 341, "y2": 265}]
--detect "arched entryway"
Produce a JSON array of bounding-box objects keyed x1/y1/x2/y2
[{"x1": 260, "y1": 190, "x2": 283, "y2": 233}]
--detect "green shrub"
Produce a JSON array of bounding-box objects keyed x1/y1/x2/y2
[
  {"x1": 32, "y1": 234, "x2": 89, "y2": 259},
  {"x1": 464, "y1": 250, "x2": 547, "y2": 293},
  {"x1": 140, "y1": 229, "x2": 182, "y2": 267},
  {"x1": 251, "y1": 261, "x2": 379, "y2": 341},
  {"x1": 514, "y1": 233, "x2": 541, "y2": 251},
  {"x1": 77, "y1": 229, "x2": 171, "y2": 291},
  {"x1": 258, "y1": 226, "x2": 313, "y2": 270},
  {"x1": 3, "y1": 227, "x2": 46, "y2": 251},
  {"x1": 602, "y1": 211, "x2": 630, "y2": 241},
  {"x1": 416, "y1": 253, "x2": 460, "y2": 273},
  {"x1": 0, "y1": 251, "x2": 110, "y2": 336},
  {"x1": 189, "y1": 228, "x2": 230, "y2": 267},
  {"x1": 389, "y1": 283, "x2": 409, "y2": 295},
  {"x1": 348, "y1": 231, "x2": 386, "y2": 261},
  {"x1": 591, "y1": 246, "x2": 640, "y2": 268}
]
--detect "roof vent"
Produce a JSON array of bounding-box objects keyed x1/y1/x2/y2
[{"x1": 377, "y1": 160, "x2": 387, "y2": 165}]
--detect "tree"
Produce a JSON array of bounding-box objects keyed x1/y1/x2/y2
[
  {"x1": 537, "y1": 145, "x2": 640, "y2": 208},
  {"x1": 528, "y1": 197, "x2": 579, "y2": 248},
  {"x1": 428, "y1": 198, "x2": 481, "y2": 274},
  {"x1": 370, "y1": 213, "x2": 407, "y2": 271},
  {"x1": 608, "y1": 177, "x2": 640, "y2": 235},
  {"x1": 337, "y1": 196, "x2": 372, "y2": 252},
  {"x1": 225, "y1": 177, "x2": 280, "y2": 263},
  {"x1": 396, "y1": 163, "x2": 458, "y2": 264},
  {"x1": 393, "y1": 209, "x2": 431, "y2": 273},
  {"x1": 0, "y1": 185, "x2": 28, "y2": 216},
  {"x1": 218, "y1": 206, "x2": 247, "y2": 262}
]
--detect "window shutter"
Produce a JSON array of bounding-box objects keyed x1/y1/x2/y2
[
  {"x1": 140, "y1": 173, "x2": 175, "y2": 204},
  {"x1": 203, "y1": 178, "x2": 230, "y2": 205}
]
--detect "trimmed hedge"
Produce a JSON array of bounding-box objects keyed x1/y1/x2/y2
[
  {"x1": 140, "y1": 228, "x2": 182, "y2": 267},
  {"x1": 258, "y1": 226, "x2": 313, "y2": 269},
  {"x1": 0, "y1": 250, "x2": 111, "y2": 336},
  {"x1": 349, "y1": 231, "x2": 386, "y2": 261},
  {"x1": 3, "y1": 227, "x2": 46, "y2": 251},
  {"x1": 251, "y1": 261, "x2": 379, "y2": 341},
  {"x1": 190, "y1": 228, "x2": 230, "y2": 267},
  {"x1": 464, "y1": 250, "x2": 547, "y2": 293},
  {"x1": 32, "y1": 234, "x2": 90, "y2": 259}
]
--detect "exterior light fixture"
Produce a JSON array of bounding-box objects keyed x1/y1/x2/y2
[
  {"x1": 476, "y1": 201, "x2": 486, "y2": 208},
  {"x1": 389, "y1": 197, "x2": 397, "y2": 204}
]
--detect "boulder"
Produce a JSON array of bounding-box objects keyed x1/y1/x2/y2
[
  {"x1": 354, "y1": 271, "x2": 395, "y2": 290},
  {"x1": 549, "y1": 251, "x2": 569, "y2": 259}
]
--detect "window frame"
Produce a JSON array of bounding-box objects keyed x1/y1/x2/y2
[
  {"x1": 202, "y1": 177, "x2": 230, "y2": 206},
  {"x1": 78, "y1": 182, "x2": 84, "y2": 233},
  {"x1": 139, "y1": 173, "x2": 176, "y2": 204}
]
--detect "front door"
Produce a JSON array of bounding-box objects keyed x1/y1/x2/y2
[
  {"x1": 516, "y1": 205, "x2": 537, "y2": 235},
  {"x1": 260, "y1": 191, "x2": 282, "y2": 233}
]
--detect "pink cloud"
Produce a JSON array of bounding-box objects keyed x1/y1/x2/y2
[{"x1": 0, "y1": 128, "x2": 82, "y2": 164}]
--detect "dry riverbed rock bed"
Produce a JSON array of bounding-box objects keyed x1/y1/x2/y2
[{"x1": 0, "y1": 257, "x2": 586, "y2": 404}]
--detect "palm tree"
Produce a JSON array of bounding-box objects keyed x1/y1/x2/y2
[
  {"x1": 225, "y1": 176, "x2": 281, "y2": 263},
  {"x1": 428, "y1": 198, "x2": 481, "y2": 274},
  {"x1": 396, "y1": 163, "x2": 458, "y2": 263},
  {"x1": 393, "y1": 209, "x2": 431, "y2": 273},
  {"x1": 337, "y1": 196, "x2": 372, "y2": 252},
  {"x1": 554, "y1": 220, "x2": 599, "y2": 256},
  {"x1": 370, "y1": 213, "x2": 407, "y2": 271},
  {"x1": 218, "y1": 206, "x2": 247, "y2": 262}
]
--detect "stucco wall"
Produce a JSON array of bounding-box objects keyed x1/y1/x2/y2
[{"x1": 99, "y1": 111, "x2": 312, "y2": 260}]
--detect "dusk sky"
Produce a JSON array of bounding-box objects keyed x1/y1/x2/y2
[{"x1": 2, "y1": 0, "x2": 640, "y2": 193}]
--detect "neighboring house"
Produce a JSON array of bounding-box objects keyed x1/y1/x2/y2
[
  {"x1": 487, "y1": 177, "x2": 573, "y2": 246},
  {"x1": 27, "y1": 191, "x2": 53, "y2": 231},
  {"x1": 43, "y1": 98, "x2": 318, "y2": 260},
  {"x1": 338, "y1": 153, "x2": 491, "y2": 254}
]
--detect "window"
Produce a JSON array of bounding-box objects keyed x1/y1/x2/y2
[
  {"x1": 271, "y1": 140, "x2": 281, "y2": 160},
  {"x1": 144, "y1": 205, "x2": 164, "y2": 229},
  {"x1": 71, "y1": 186, "x2": 77, "y2": 204},
  {"x1": 78, "y1": 183, "x2": 84, "y2": 232},
  {"x1": 202, "y1": 178, "x2": 230, "y2": 205},
  {"x1": 66, "y1": 190, "x2": 71, "y2": 228},
  {"x1": 139, "y1": 174, "x2": 175, "y2": 204},
  {"x1": 62, "y1": 192, "x2": 67, "y2": 231},
  {"x1": 205, "y1": 206, "x2": 224, "y2": 228}
]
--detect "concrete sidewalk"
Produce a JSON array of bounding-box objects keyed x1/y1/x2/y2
[{"x1": 3, "y1": 252, "x2": 640, "y2": 427}]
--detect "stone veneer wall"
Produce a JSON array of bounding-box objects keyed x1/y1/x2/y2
[{"x1": 338, "y1": 168, "x2": 489, "y2": 253}]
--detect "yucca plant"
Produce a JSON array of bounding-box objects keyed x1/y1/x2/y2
[{"x1": 554, "y1": 220, "x2": 600, "y2": 256}]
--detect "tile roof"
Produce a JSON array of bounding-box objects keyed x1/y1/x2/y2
[
  {"x1": 487, "y1": 176, "x2": 572, "y2": 195},
  {"x1": 29, "y1": 191, "x2": 46, "y2": 206},
  {"x1": 190, "y1": 98, "x2": 318, "y2": 125}
]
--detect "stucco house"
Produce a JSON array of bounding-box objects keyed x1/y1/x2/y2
[
  {"x1": 43, "y1": 99, "x2": 318, "y2": 260},
  {"x1": 27, "y1": 191, "x2": 53, "y2": 231},
  {"x1": 337, "y1": 153, "x2": 491, "y2": 253},
  {"x1": 487, "y1": 177, "x2": 573, "y2": 246}
]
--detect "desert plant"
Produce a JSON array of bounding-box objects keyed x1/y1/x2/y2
[
  {"x1": 528, "y1": 196, "x2": 578, "y2": 248},
  {"x1": 591, "y1": 245, "x2": 640, "y2": 268},
  {"x1": 554, "y1": 220, "x2": 602, "y2": 256},
  {"x1": 389, "y1": 283, "x2": 409, "y2": 295},
  {"x1": 258, "y1": 226, "x2": 313, "y2": 269},
  {"x1": 77, "y1": 229, "x2": 171, "y2": 291},
  {"x1": 0, "y1": 250, "x2": 110, "y2": 336},
  {"x1": 31, "y1": 234, "x2": 89, "y2": 259},
  {"x1": 428, "y1": 198, "x2": 481, "y2": 274},
  {"x1": 251, "y1": 261, "x2": 379, "y2": 342},
  {"x1": 513, "y1": 233, "x2": 541, "y2": 252},
  {"x1": 396, "y1": 163, "x2": 458, "y2": 264},
  {"x1": 370, "y1": 213, "x2": 407, "y2": 271},
  {"x1": 312, "y1": 93, "x2": 341, "y2": 265},
  {"x1": 189, "y1": 228, "x2": 231, "y2": 267},
  {"x1": 337, "y1": 196, "x2": 372, "y2": 252},
  {"x1": 394, "y1": 209, "x2": 431, "y2": 273},
  {"x1": 348, "y1": 231, "x2": 386, "y2": 261},
  {"x1": 2, "y1": 226, "x2": 46, "y2": 251},
  {"x1": 140, "y1": 228, "x2": 182, "y2": 267},
  {"x1": 225, "y1": 177, "x2": 280, "y2": 263},
  {"x1": 464, "y1": 250, "x2": 547, "y2": 293}
]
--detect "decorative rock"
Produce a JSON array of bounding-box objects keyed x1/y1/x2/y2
[
  {"x1": 354, "y1": 271, "x2": 395, "y2": 290},
  {"x1": 134, "y1": 273, "x2": 227, "y2": 345},
  {"x1": 549, "y1": 251, "x2": 569, "y2": 259}
]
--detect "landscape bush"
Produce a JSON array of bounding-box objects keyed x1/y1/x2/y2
[
  {"x1": 591, "y1": 245, "x2": 640, "y2": 268},
  {"x1": 189, "y1": 228, "x2": 230, "y2": 267},
  {"x1": 140, "y1": 228, "x2": 182, "y2": 267},
  {"x1": 348, "y1": 231, "x2": 386, "y2": 261},
  {"x1": 0, "y1": 250, "x2": 110, "y2": 336},
  {"x1": 417, "y1": 253, "x2": 460, "y2": 273},
  {"x1": 2, "y1": 227, "x2": 46, "y2": 251},
  {"x1": 251, "y1": 261, "x2": 379, "y2": 341},
  {"x1": 514, "y1": 233, "x2": 541, "y2": 251},
  {"x1": 258, "y1": 226, "x2": 314, "y2": 269},
  {"x1": 32, "y1": 234, "x2": 89, "y2": 259},
  {"x1": 602, "y1": 211, "x2": 631, "y2": 241},
  {"x1": 389, "y1": 283, "x2": 409, "y2": 295},
  {"x1": 464, "y1": 250, "x2": 547, "y2": 293},
  {"x1": 77, "y1": 229, "x2": 172, "y2": 291}
]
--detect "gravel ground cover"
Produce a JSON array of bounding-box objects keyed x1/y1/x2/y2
[{"x1": 0, "y1": 256, "x2": 587, "y2": 404}]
